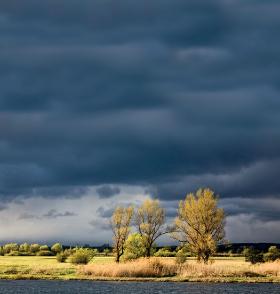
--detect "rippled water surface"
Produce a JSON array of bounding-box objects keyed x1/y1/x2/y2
[{"x1": 0, "y1": 280, "x2": 279, "y2": 294}]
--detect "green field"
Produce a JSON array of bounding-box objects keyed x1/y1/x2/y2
[{"x1": 0, "y1": 256, "x2": 115, "y2": 280}]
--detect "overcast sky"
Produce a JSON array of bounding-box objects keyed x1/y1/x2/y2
[{"x1": 0, "y1": 0, "x2": 280, "y2": 245}]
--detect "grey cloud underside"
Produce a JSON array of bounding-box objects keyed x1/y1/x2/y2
[
  {"x1": 1, "y1": 0, "x2": 280, "y2": 214},
  {"x1": 96, "y1": 186, "x2": 121, "y2": 198},
  {"x1": 89, "y1": 219, "x2": 111, "y2": 231},
  {"x1": 18, "y1": 209, "x2": 77, "y2": 220}
]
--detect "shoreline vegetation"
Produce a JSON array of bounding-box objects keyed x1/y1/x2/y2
[
  {"x1": 0, "y1": 188, "x2": 279, "y2": 283},
  {"x1": 0, "y1": 256, "x2": 279, "y2": 283}
]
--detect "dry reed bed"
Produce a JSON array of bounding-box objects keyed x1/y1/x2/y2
[
  {"x1": 79, "y1": 258, "x2": 177, "y2": 277},
  {"x1": 180, "y1": 261, "x2": 280, "y2": 278},
  {"x1": 79, "y1": 258, "x2": 280, "y2": 279}
]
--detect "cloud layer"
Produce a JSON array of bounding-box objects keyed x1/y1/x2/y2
[{"x1": 0, "y1": 0, "x2": 280, "y2": 242}]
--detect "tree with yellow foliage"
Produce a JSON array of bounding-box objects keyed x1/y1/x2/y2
[
  {"x1": 111, "y1": 206, "x2": 134, "y2": 262},
  {"x1": 135, "y1": 199, "x2": 166, "y2": 257},
  {"x1": 173, "y1": 188, "x2": 225, "y2": 263}
]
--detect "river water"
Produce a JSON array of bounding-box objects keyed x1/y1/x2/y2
[
  {"x1": 0, "y1": 281, "x2": 280, "y2": 294},
  {"x1": 0, "y1": 280, "x2": 279, "y2": 293}
]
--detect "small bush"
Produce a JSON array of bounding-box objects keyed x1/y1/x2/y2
[
  {"x1": 19, "y1": 243, "x2": 30, "y2": 253},
  {"x1": 70, "y1": 248, "x2": 97, "y2": 264},
  {"x1": 56, "y1": 252, "x2": 68, "y2": 263},
  {"x1": 36, "y1": 250, "x2": 54, "y2": 256},
  {"x1": 51, "y1": 243, "x2": 63, "y2": 254},
  {"x1": 154, "y1": 248, "x2": 176, "y2": 257},
  {"x1": 63, "y1": 248, "x2": 75, "y2": 257},
  {"x1": 175, "y1": 249, "x2": 188, "y2": 264},
  {"x1": 264, "y1": 246, "x2": 280, "y2": 262},
  {"x1": 3, "y1": 243, "x2": 19, "y2": 254},
  {"x1": 39, "y1": 245, "x2": 49, "y2": 251},
  {"x1": 30, "y1": 244, "x2": 40, "y2": 253},
  {"x1": 123, "y1": 233, "x2": 146, "y2": 261},
  {"x1": 244, "y1": 247, "x2": 264, "y2": 264}
]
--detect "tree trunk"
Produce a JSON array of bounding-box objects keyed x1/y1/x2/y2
[
  {"x1": 115, "y1": 253, "x2": 120, "y2": 263},
  {"x1": 202, "y1": 251, "x2": 210, "y2": 264},
  {"x1": 146, "y1": 246, "x2": 151, "y2": 258}
]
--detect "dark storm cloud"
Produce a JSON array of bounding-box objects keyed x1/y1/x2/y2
[
  {"x1": 97, "y1": 207, "x2": 114, "y2": 219},
  {"x1": 96, "y1": 185, "x2": 121, "y2": 198},
  {"x1": 221, "y1": 198, "x2": 280, "y2": 222},
  {"x1": 0, "y1": 0, "x2": 280, "y2": 228}
]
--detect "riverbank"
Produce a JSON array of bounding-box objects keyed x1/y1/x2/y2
[{"x1": 0, "y1": 256, "x2": 279, "y2": 283}]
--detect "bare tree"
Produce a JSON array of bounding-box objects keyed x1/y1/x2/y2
[
  {"x1": 135, "y1": 199, "x2": 165, "y2": 257},
  {"x1": 111, "y1": 206, "x2": 134, "y2": 262},
  {"x1": 173, "y1": 188, "x2": 225, "y2": 263}
]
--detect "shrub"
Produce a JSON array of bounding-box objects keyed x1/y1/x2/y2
[
  {"x1": 39, "y1": 245, "x2": 49, "y2": 251},
  {"x1": 36, "y1": 250, "x2": 54, "y2": 256},
  {"x1": 244, "y1": 247, "x2": 264, "y2": 264},
  {"x1": 264, "y1": 246, "x2": 280, "y2": 262},
  {"x1": 63, "y1": 248, "x2": 75, "y2": 257},
  {"x1": 51, "y1": 243, "x2": 63, "y2": 254},
  {"x1": 175, "y1": 248, "x2": 188, "y2": 264},
  {"x1": 30, "y1": 244, "x2": 40, "y2": 253},
  {"x1": 3, "y1": 243, "x2": 19, "y2": 254},
  {"x1": 70, "y1": 248, "x2": 97, "y2": 264},
  {"x1": 242, "y1": 247, "x2": 250, "y2": 257},
  {"x1": 56, "y1": 252, "x2": 68, "y2": 263},
  {"x1": 154, "y1": 248, "x2": 176, "y2": 257},
  {"x1": 123, "y1": 233, "x2": 146, "y2": 261},
  {"x1": 19, "y1": 243, "x2": 30, "y2": 253},
  {"x1": 0, "y1": 247, "x2": 4, "y2": 256}
]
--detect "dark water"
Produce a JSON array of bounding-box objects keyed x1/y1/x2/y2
[{"x1": 0, "y1": 281, "x2": 279, "y2": 294}]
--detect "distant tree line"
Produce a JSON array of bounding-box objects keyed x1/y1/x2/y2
[
  {"x1": 243, "y1": 245, "x2": 280, "y2": 264},
  {"x1": 0, "y1": 242, "x2": 110, "y2": 265},
  {"x1": 0, "y1": 242, "x2": 63, "y2": 256}
]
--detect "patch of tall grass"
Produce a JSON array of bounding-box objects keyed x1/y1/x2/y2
[
  {"x1": 79, "y1": 258, "x2": 280, "y2": 279},
  {"x1": 79, "y1": 258, "x2": 178, "y2": 277}
]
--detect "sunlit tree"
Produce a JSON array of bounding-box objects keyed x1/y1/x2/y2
[
  {"x1": 173, "y1": 188, "x2": 225, "y2": 263},
  {"x1": 123, "y1": 233, "x2": 146, "y2": 260},
  {"x1": 135, "y1": 199, "x2": 166, "y2": 257},
  {"x1": 111, "y1": 206, "x2": 134, "y2": 262}
]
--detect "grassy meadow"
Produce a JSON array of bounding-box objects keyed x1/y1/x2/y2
[{"x1": 0, "y1": 255, "x2": 279, "y2": 282}]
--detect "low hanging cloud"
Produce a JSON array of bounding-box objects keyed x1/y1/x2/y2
[
  {"x1": 18, "y1": 209, "x2": 77, "y2": 220},
  {"x1": 96, "y1": 185, "x2": 121, "y2": 198},
  {"x1": 42, "y1": 209, "x2": 77, "y2": 219}
]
